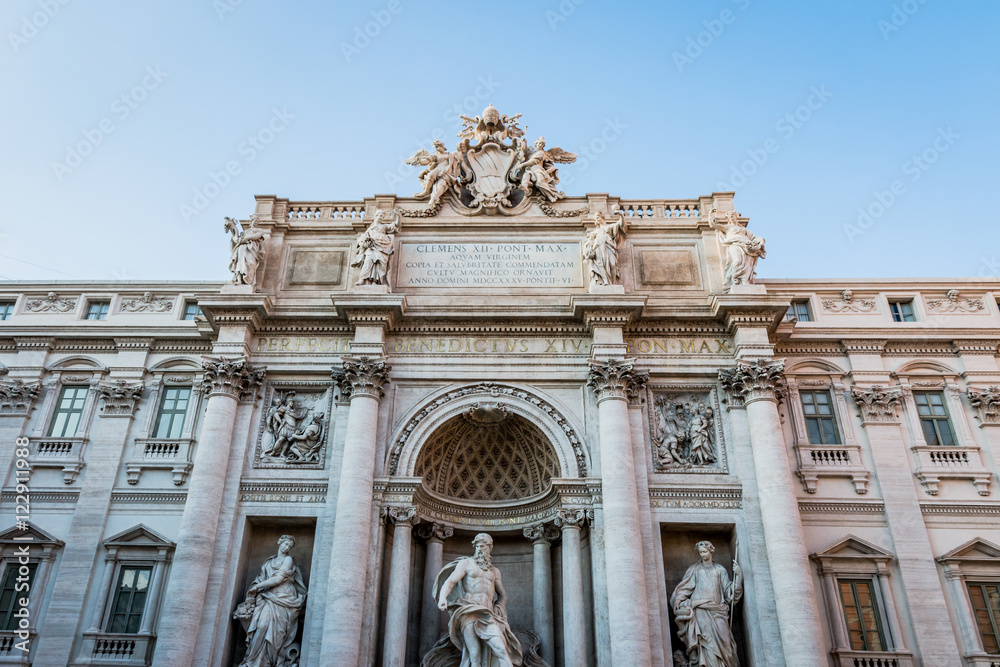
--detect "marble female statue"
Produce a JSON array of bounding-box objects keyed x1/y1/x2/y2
[
  {"x1": 671, "y1": 540, "x2": 742, "y2": 667},
  {"x1": 351, "y1": 209, "x2": 400, "y2": 286},
  {"x1": 225, "y1": 215, "x2": 267, "y2": 287},
  {"x1": 708, "y1": 209, "x2": 765, "y2": 288},
  {"x1": 687, "y1": 405, "x2": 716, "y2": 466},
  {"x1": 583, "y1": 210, "x2": 626, "y2": 287},
  {"x1": 234, "y1": 534, "x2": 307, "y2": 667}
]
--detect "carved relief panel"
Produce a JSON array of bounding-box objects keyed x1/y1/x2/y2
[
  {"x1": 647, "y1": 386, "x2": 727, "y2": 474},
  {"x1": 253, "y1": 382, "x2": 334, "y2": 469}
]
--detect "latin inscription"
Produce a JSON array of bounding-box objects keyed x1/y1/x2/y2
[
  {"x1": 398, "y1": 242, "x2": 583, "y2": 287},
  {"x1": 252, "y1": 336, "x2": 734, "y2": 355}
]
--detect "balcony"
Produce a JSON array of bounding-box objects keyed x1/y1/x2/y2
[
  {"x1": 75, "y1": 632, "x2": 154, "y2": 666},
  {"x1": 832, "y1": 649, "x2": 914, "y2": 667},
  {"x1": 912, "y1": 445, "x2": 992, "y2": 496},
  {"x1": 125, "y1": 439, "x2": 194, "y2": 486},
  {"x1": 28, "y1": 437, "x2": 87, "y2": 484},
  {"x1": 0, "y1": 630, "x2": 31, "y2": 665},
  {"x1": 794, "y1": 443, "x2": 870, "y2": 494}
]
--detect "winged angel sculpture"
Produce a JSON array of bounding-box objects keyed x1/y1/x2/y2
[{"x1": 403, "y1": 104, "x2": 577, "y2": 216}]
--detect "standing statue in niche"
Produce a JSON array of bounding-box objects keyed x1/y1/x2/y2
[
  {"x1": 352, "y1": 209, "x2": 401, "y2": 286},
  {"x1": 233, "y1": 534, "x2": 307, "y2": 667},
  {"x1": 225, "y1": 215, "x2": 267, "y2": 287},
  {"x1": 708, "y1": 209, "x2": 765, "y2": 289},
  {"x1": 583, "y1": 209, "x2": 627, "y2": 287},
  {"x1": 670, "y1": 540, "x2": 742, "y2": 667}
]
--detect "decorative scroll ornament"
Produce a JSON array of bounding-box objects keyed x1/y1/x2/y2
[
  {"x1": 401, "y1": 104, "x2": 577, "y2": 216},
  {"x1": 554, "y1": 508, "x2": 592, "y2": 529},
  {"x1": 120, "y1": 292, "x2": 173, "y2": 313},
  {"x1": 927, "y1": 290, "x2": 984, "y2": 313},
  {"x1": 850, "y1": 385, "x2": 902, "y2": 423},
  {"x1": 25, "y1": 292, "x2": 75, "y2": 313},
  {"x1": 708, "y1": 209, "x2": 765, "y2": 289},
  {"x1": 968, "y1": 386, "x2": 1000, "y2": 424},
  {"x1": 822, "y1": 289, "x2": 876, "y2": 313},
  {"x1": 381, "y1": 505, "x2": 419, "y2": 526},
  {"x1": 201, "y1": 356, "x2": 266, "y2": 402},
  {"x1": 96, "y1": 380, "x2": 145, "y2": 416},
  {"x1": 418, "y1": 522, "x2": 454, "y2": 542},
  {"x1": 522, "y1": 523, "x2": 558, "y2": 544},
  {"x1": 224, "y1": 214, "x2": 266, "y2": 287},
  {"x1": 587, "y1": 358, "x2": 649, "y2": 403},
  {"x1": 352, "y1": 209, "x2": 400, "y2": 286},
  {"x1": 0, "y1": 380, "x2": 41, "y2": 415},
  {"x1": 333, "y1": 356, "x2": 390, "y2": 400},
  {"x1": 583, "y1": 210, "x2": 627, "y2": 287},
  {"x1": 718, "y1": 359, "x2": 786, "y2": 407}
]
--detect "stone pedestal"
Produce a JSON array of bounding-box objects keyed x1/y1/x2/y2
[
  {"x1": 419, "y1": 523, "x2": 453, "y2": 657},
  {"x1": 382, "y1": 506, "x2": 418, "y2": 667}
]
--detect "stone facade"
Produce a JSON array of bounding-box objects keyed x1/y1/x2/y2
[{"x1": 2, "y1": 116, "x2": 1000, "y2": 666}]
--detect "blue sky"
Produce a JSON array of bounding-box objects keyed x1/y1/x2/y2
[{"x1": 1, "y1": 0, "x2": 997, "y2": 281}]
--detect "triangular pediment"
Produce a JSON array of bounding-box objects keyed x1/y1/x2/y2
[
  {"x1": 938, "y1": 537, "x2": 1000, "y2": 562},
  {"x1": 0, "y1": 523, "x2": 62, "y2": 547},
  {"x1": 813, "y1": 535, "x2": 893, "y2": 560},
  {"x1": 103, "y1": 524, "x2": 174, "y2": 549}
]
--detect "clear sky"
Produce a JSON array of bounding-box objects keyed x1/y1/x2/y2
[{"x1": 1, "y1": 0, "x2": 997, "y2": 282}]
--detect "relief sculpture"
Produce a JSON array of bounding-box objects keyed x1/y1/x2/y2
[
  {"x1": 652, "y1": 392, "x2": 719, "y2": 471},
  {"x1": 257, "y1": 387, "x2": 331, "y2": 467}
]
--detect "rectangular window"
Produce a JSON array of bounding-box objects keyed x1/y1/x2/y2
[
  {"x1": 968, "y1": 582, "x2": 1000, "y2": 654},
  {"x1": 0, "y1": 562, "x2": 36, "y2": 631},
  {"x1": 785, "y1": 301, "x2": 812, "y2": 322},
  {"x1": 800, "y1": 390, "x2": 841, "y2": 444},
  {"x1": 106, "y1": 566, "x2": 152, "y2": 634},
  {"x1": 153, "y1": 387, "x2": 191, "y2": 439},
  {"x1": 889, "y1": 300, "x2": 916, "y2": 322},
  {"x1": 914, "y1": 391, "x2": 955, "y2": 446},
  {"x1": 0, "y1": 303, "x2": 13, "y2": 320},
  {"x1": 86, "y1": 301, "x2": 110, "y2": 320},
  {"x1": 839, "y1": 579, "x2": 886, "y2": 651},
  {"x1": 182, "y1": 302, "x2": 201, "y2": 320},
  {"x1": 48, "y1": 385, "x2": 88, "y2": 437}
]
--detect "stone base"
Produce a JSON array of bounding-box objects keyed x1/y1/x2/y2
[
  {"x1": 352, "y1": 284, "x2": 390, "y2": 294},
  {"x1": 728, "y1": 283, "x2": 767, "y2": 295},
  {"x1": 220, "y1": 284, "x2": 255, "y2": 294},
  {"x1": 588, "y1": 283, "x2": 625, "y2": 294}
]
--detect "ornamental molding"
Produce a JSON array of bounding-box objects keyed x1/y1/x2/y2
[
  {"x1": 648, "y1": 484, "x2": 742, "y2": 510},
  {"x1": 25, "y1": 292, "x2": 75, "y2": 313},
  {"x1": 921, "y1": 502, "x2": 1000, "y2": 516},
  {"x1": 151, "y1": 340, "x2": 213, "y2": 353},
  {"x1": 0, "y1": 379, "x2": 41, "y2": 415},
  {"x1": 388, "y1": 382, "x2": 588, "y2": 478},
  {"x1": 52, "y1": 339, "x2": 117, "y2": 353},
  {"x1": 883, "y1": 342, "x2": 957, "y2": 357},
  {"x1": 239, "y1": 481, "x2": 328, "y2": 496},
  {"x1": 968, "y1": 387, "x2": 1000, "y2": 425},
  {"x1": 851, "y1": 385, "x2": 902, "y2": 423},
  {"x1": 718, "y1": 359, "x2": 786, "y2": 407},
  {"x1": 333, "y1": 355, "x2": 390, "y2": 400},
  {"x1": 926, "y1": 290, "x2": 984, "y2": 313},
  {"x1": 114, "y1": 337, "x2": 155, "y2": 350},
  {"x1": 96, "y1": 380, "x2": 145, "y2": 417},
  {"x1": 773, "y1": 343, "x2": 845, "y2": 356},
  {"x1": 586, "y1": 358, "x2": 648, "y2": 403},
  {"x1": 840, "y1": 339, "x2": 887, "y2": 355},
  {"x1": 110, "y1": 491, "x2": 188, "y2": 504},
  {"x1": 200, "y1": 355, "x2": 265, "y2": 402},
  {"x1": 119, "y1": 292, "x2": 173, "y2": 313},
  {"x1": 798, "y1": 500, "x2": 885, "y2": 514},
  {"x1": 952, "y1": 340, "x2": 1000, "y2": 356},
  {"x1": 821, "y1": 289, "x2": 877, "y2": 313},
  {"x1": 1, "y1": 490, "x2": 79, "y2": 504}
]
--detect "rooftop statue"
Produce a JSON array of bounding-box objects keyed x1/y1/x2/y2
[
  {"x1": 225, "y1": 215, "x2": 266, "y2": 287},
  {"x1": 708, "y1": 209, "x2": 766, "y2": 289},
  {"x1": 351, "y1": 209, "x2": 400, "y2": 286},
  {"x1": 583, "y1": 209, "x2": 626, "y2": 287}
]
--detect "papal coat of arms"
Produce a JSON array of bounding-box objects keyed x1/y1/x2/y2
[{"x1": 404, "y1": 104, "x2": 577, "y2": 216}]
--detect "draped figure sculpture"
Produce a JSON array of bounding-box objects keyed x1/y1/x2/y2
[
  {"x1": 234, "y1": 535, "x2": 307, "y2": 667},
  {"x1": 708, "y1": 209, "x2": 765, "y2": 289},
  {"x1": 671, "y1": 540, "x2": 742, "y2": 667},
  {"x1": 583, "y1": 209, "x2": 626, "y2": 287},
  {"x1": 225, "y1": 215, "x2": 267, "y2": 287},
  {"x1": 351, "y1": 209, "x2": 401, "y2": 286}
]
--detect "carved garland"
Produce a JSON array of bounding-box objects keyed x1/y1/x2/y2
[
  {"x1": 388, "y1": 382, "x2": 588, "y2": 477},
  {"x1": 200, "y1": 356, "x2": 266, "y2": 403},
  {"x1": 718, "y1": 359, "x2": 786, "y2": 407},
  {"x1": 0, "y1": 380, "x2": 41, "y2": 415},
  {"x1": 968, "y1": 387, "x2": 1000, "y2": 425},
  {"x1": 333, "y1": 356, "x2": 391, "y2": 399},
  {"x1": 96, "y1": 380, "x2": 145, "y2": 416},
  {"x1": 850, "y1": 385, "x2": 902, "y2": 423},
  {"x1": 536, "y1": 197, "x2": 589, "y2": 218}
]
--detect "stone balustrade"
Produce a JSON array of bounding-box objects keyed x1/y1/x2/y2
[
  {"x1": 911, "y1": 445, "x2": 992, "y2": 495},
  {"x1": 794, "y1": 441, "x2": 871, "y2": 493},
  {"x1": 28, "y1": 436, "x2": 87, "y2": 484}
]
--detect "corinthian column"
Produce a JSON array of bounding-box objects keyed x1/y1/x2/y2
[
  {"x1": 418, "y1": 522, "x2": 453, "y2": 657},
  {"x1": 523, "y1": 522, "x2": 558, "y2": 667},
  {"x1": 382, "y1": 506, "x2": 418, "y2": 667},
  {"x1": 555, "y1": 509, "x2": 590, "y2": 666},
  {"x1": 320, "y1": 356, "x2": 391, "y2": 666},
  {"x1": 587, "y1": 359, "x2": 652, "y2": 666},
  {"x1": 718, "y1": 359, "x2": 826, "y2": 666},
  {"x1": 153, "y1": 356, "x2": 264, "y2": 667}
]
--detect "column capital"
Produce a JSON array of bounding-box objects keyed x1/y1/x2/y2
[
  {"x1": 0, "y1": 379, "x2": 41, "y2": 416},
  {"x1": 554, "y1": 508, "x2": 592, "y2": 530},
  {"x1": 334, "y1": 355, "x2": 391, "y2": 400},
  {"x1": 523, "y1": 523, "x2": 559, "y2": 544},
  {"x1": 719, "y1": 358, "x2": 786, "y2": 407},
  {"x1": 200, "y1": 355, "x2": 266, "y2": 402},
  {"x1": 381, "y1": 505, "x2": 418, "y2": 527},
  {"x1": 968, "y1": 386, "x2": 1000, "y2": 425},
  {"x1": 96, "y1": 380, "x2": 145, "y2": 417},
  {"x1": 850, "y1": 384, "x2": 902, "y2": 424},
  {"x1": 587, "y1": 358, "x2": 648, "y2": 403},
  {"x1": 417, "y1": 522, "x2": 453, "y2": 543}
]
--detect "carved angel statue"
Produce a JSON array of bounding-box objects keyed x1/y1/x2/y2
[
  {"x1": 708, "y1": 209, "x2": 765, "y2": 289},
  {"x1": 458, "y1": 104, "x2": 524, "y2": 145},
  {"x1": 582, "y1": 210, "x2": 626, "y2": 286},
  {"x1": 225, "y1": 215, "x2": 267, "y2": 287},
  {"x1": 405, "y1": 140, "x2": 462, "y2": 206},
  {"x1": 234, "y1": 534, "x2": 307, "y2": 667},
  {"x1": 351, "y1": 209, "x2": 401, "y2": 286},
  {"x1": 671, "y1": 540, "x2": 742, "y2": 667},
  {"x1": 514, "y1": 137, "x2": 576, "y2": 202}
]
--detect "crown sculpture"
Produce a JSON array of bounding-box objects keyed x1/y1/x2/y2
[{"x1": 403, "y1": 104, "x2": 578, "y2": 217}]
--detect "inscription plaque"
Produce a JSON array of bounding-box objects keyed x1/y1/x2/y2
[{"x1": 398, "y1": 242, "x2": 583, "y2": 287}]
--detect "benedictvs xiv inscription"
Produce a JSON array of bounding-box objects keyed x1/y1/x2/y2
[{"x1": 398, "y1": 242, "x2": 583, "y2": 287}]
